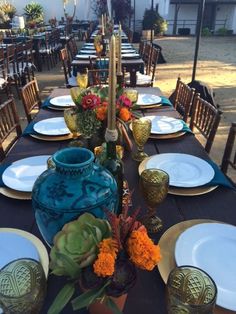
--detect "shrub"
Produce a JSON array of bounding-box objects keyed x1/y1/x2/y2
[
  {"x1": 24, "y1": 2, "x2": 44, "y2": 24},
  {"x1": 142, "y1": 9, "x2": 167, "y2": 35},
  {"x1": 202, "y1": 27, "x2": 212, "y2": 36},
  {"x1": 217, "y1": 27, "x2": 228, "y2": 36}
]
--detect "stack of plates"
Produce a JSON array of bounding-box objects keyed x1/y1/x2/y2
[
  {"x1": 48, "y1": 95, "x2": 75, "y2": 111},
  {"x1": 158, "y1": 220, "x2": 236, "y2": 312},
  {"x1": 136, "y1": 94, "x2": 162, "y2": 109},
  {"x1": 139, "y1": 153, "x2": 217, "y2": 196},
  {"x1": 76, "y1": 54, "x2": 97, "y2": 59},
  {"x1": 0, "y1": 228, "x2": 49, "y2": 277},
  {"x1": 31, "y1": 117, "x2": 72, "y2": 141},
  {"x1": 122, "y1": 53, "x2": 140, "y2": 59},
  {"x1": 0, "y1": 155, "x2": 50, "y2": 199}
]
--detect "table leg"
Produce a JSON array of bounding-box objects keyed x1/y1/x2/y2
[{"x1": 129, "y1": 68, "x2": 137, "y2": 87}]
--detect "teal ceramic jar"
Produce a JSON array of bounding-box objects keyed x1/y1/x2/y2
[{"x1": 32, "y1": 147, "x2": 118, "y2": 246}]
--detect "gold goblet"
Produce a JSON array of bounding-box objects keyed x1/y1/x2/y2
[
  {"x1": 64, "y1": 108, "x2": 82, "y2": 147},
  {"x1": 132, "y1": 118, "x2": 151, "y2": 162},
  {"x1": 124, "y1": 89, "x2": 138, "y2": 104},
  {"x1": 76, "y1": 72, "x2": 88, "y2": 88},
  {"x1": 140, "y1": 168, "x2": 169, "y2": 233}
]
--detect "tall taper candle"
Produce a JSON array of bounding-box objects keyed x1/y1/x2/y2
[
  {"x1": 108, "y1": 35, "x2": 117, "y2": 130},
  {"x1": 117, "y1": 23, "x2": 122, "y2": 75},
  {"x1": 101, "y1": 14, "x2": 105, "y2": 36}
]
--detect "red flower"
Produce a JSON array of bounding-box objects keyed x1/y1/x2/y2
[{"x1": 82, "y1": 94, "x2": 101, "y2": 110}]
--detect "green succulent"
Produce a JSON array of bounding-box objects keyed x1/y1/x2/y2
[{"x1": 50, "y1": 213, "x2": 111, "y2": 277}]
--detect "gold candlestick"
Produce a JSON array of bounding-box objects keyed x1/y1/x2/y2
[
  {"x1": 101, "y1": 14, "x2": 105, "y2": 36},
  {"x1": 108, "y1": 35, "x2": 117, "y2": 130},
  {"x1": 117, "y1": 23, "x2": 122, "y2": 75}
]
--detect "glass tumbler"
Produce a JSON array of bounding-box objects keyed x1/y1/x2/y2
[{"x1": 166, "y1": 265, "x2": 217, "y2": 314}]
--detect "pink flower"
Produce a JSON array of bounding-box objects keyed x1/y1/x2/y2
[
  {"x1": 81, "y1": 94, "x2": 101, "y2": 110},
  {"x1": 117, "y1": 95, "x2": 132, "y2": 108}
]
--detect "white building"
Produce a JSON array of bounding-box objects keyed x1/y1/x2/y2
[{"x1": 12, "y1": 0, "x2": 236, "y2": 34}]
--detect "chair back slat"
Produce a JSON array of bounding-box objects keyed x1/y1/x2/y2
[
  {"x1": 221, "y1": 122, "x2": 236, "y2": 174},
  {"x1": 20, "y1": 79, "x2": 41, "y2": 122},
  {"x1": 0, "y1": 97, "x2": 22, "y2": 161},
  {"x1": 60, "y1": 47, "x2": 72, "y2": 86},
  {"x1": 190, "y1": 93, "x2": 222, "y2": 153}
]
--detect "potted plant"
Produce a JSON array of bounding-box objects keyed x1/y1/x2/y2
[
  {"x1": 142, "y1": 9, "x2": 167, "y2": 40},
  {"x1": 24, "y1": 1, "x2": 44, "y2": 26},
  {"x1": 48, "y1": 206, "x2": 162, "y2": 314}
]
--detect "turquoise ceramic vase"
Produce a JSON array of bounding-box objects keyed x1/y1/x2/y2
[{"x1": 32, "y1": 147, "x2": 118, "y2": 246}]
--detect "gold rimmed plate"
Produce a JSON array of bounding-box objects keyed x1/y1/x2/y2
[
  {"x1": 30, "y1": 133, "x2": 73, "y2": 141},
  {"x1": 139, "y1": 157, "x2": 218, "y2": 196},
  {"x1": 0, "y1": 228, "x2": 49, "y2": 277},
  {"x1": 0, "y1": 187, "x2": 31, "y2": 200},
  {"x1": 149, "y1": 131, "x2": 186, "y2": 140},
  {"x1": 157, "y1": 219, "x2": 231, "y2": 314}
]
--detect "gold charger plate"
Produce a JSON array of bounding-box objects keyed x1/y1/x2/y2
[
  {"x1": 0, "y1": 228, "x2": 49, "y2": 277},
  {"x1": 158, "y1": 219, "x2": 233, "y2": 314},
  {"x1": 0, "y1": 187, "x2": 31, "y2": 200},
  {"x1": 136, "y1": 103, "x2": 162, "y2": 110},
  {"x1": 149, "y1": 131, "x2": 186, "y2": 139},
  {"x1": 30, "y1": 133, "x2": 73, "y2": 141},
  {"x1": 139, "y1": 157, "x2": 218, "y2": 196}
]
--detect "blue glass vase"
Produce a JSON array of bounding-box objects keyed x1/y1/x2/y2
[{"x1": 32, "y1": 147, "x2": 118, "y2": 246}]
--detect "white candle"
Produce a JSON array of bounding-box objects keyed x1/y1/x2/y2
[
  {"x1": 108, "y1": 35, "x2": 117, "y2": 130},
  {"x1": 101, "y1": 14, "x2": 105, "y2": 36},
  {"x1": 117, "y1": 23, "x2": 122, "y2": 75}
]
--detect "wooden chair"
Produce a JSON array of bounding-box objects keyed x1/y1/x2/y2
[
  {"x1": 59, "y1": 48, "x2": 77, "y2": 87},
  {"x1": 20, "y1": 79, "x2": 42, "y2": 123},
  {"x1": 172, "y1": 77, "x2": 195, "y2": 122},
  {"x1": 0, "y1": 47, "x2": 11, "y2": 97},
  {"x1": 139, "y1": 40, "x2": 146, "y2": 59},
  {"x1": 125, "y1": 47, "x2": 160, "y2": 87},
  {"x1": 88, "y1": 68, "x2": 109, "y2": 86},
  {"x1": 0, "y1": 97, "x2": 22, "y2": 162},
  {"x1": 190, "y1": 93, "x2": 222, "y2": 153},
  {"x1": 221, "y1": 122, "x2": 236, "y2": 175}
]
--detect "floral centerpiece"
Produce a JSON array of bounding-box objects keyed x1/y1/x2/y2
[
  {"x1": 70, "y1": 86, "x2": 133, "y2": 139},
  {"x1": 48, "y1": 205, "x2": 162, "y2": 314}
]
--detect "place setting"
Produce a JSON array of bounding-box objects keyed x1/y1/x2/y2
[
  {"x1": 134, "y1": 93, "x2": 173, "y2": 109},
  {"x1": 23, "y1": 117, "x2": 73, "y2": 141},
  {"x1": 139, "y1": 152, "x2": 234, "y2": 196},
  {"x1": 42, "y1": 95, "x2": 76, "y2": 111},
  {"x1": 158, "y1": 220, "x2": 236, "y2": 313},
  {"x1": 0, "y1": 155, "x2": 50, "y2": 199}
]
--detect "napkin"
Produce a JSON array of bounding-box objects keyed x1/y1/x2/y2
[
  {"x1": 180, "y1": 120, "x2": 193, "y2": 134},
  {"x1": 0, "y1": 164, "x2": 11, "y2": 187},
  {"x1": 204, "y1": 160, "x2": 235, "y2": 189},
  {"x1": 22, "y1": 122, "x2": 38, "y2": 136},
  {"x1": 160, "y1": 96, "x2": 173, "y2": 106},
  {"x1": 41, "y1": 97, "x2": 51, "y2": 109}
]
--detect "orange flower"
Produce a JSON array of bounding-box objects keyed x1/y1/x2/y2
[
  {"x1": 126, "y1": 230, "x2": 161, "y2": 271},
  {"x1": 96, "y1": 105, "x2": 108, "y2": 121},
  {"x1": 99, "y1": 238, "x2": 118, "y2": 258},
  {"x1": 93, "y1": 252, "x2": 115, "y2": 277},
  {"x1": 119, "y1": 107, "x2": 131, "y2": 122}
]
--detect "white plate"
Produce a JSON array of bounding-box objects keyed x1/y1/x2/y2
[
  {"x1": 33, "y1": 117, "x2": 70, "y2": 136},
  {"x1": 82, "y1": 46, "x2": 96, "y2": 50},
  {"x1": 121, "y1": 49, "x2": 136, "y2": 53},
  {"x1": 83, "y1": 43, "x2": 93, "y2": 46},
  {"x1": 146, "y1": 153, "x2": 215, "y2": 187},
  {"x1": 0, "y1": 232, "x2": 39, "y2": 269},
  {"x1": 76, "y1": 54, "x2": 97, "y2": 59},
  {"x1": 136, "y1": 94, "x2": 162, "y2": 106},
  {"x1": 80, "y1": 49, "x2": 96, "y2": 54},
  {"x1": 147, "y1": 116, "x2": 184, "y2": 135},
  {"x1": 175, "y1": 223, "x2": 236, "y2": 311},
  {"x1": 50, "y1": 95, "x2": 75, "y2": 108},
  {"x1": 2, "y1": 155, "x2": 50, "y2": 192},
  {"x1": 122, "y1": 53, "x2": 140, "y2": 58}
]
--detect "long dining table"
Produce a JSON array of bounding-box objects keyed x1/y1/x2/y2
[{"x1": 1, "y1": 87, "x2": 236, "y2": 314}]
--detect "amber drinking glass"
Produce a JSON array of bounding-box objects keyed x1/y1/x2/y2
[
  {"x1": 64, "y1": 108, "x2": 82, "y2": 147},
  {"x1": 0, "y1": 259, "x2": 46, "y2": 314},
  {"x1": 167, "y1": 266, "x2": 217, "y2": 314},
  {"x1": 140, "y1": 168, "x2": 169, "y2": 233},
  {"x1": 76, "y1": 72, "x2": 88, "y2": 88},
  {"x1": 132, "y1": 118, "x2": 151, "y2": 162},
  {"x1": 124, "y1": 89, "x2": 138, "y2": 104}
]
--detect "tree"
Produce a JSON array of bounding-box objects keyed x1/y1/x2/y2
[
  {"x1": 92, "y1": 0, "x2": 107, "y2": 17},
  {"x1": 112, "y1": 0, "x2": 133, "y2": 24}
]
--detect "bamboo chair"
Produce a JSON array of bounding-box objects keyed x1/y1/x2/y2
[
  {"x1": 221, "y1": 122, "x2": 236, "y2": 175},
  {"x1": 0, "y1": 97, "x2": 22, "y2": 162},
  {"x1": 0, "y1": 47, "x2": 11, "y2": 97},
  {"x1": 190, "y1": 93, "x2": 222, "y2": 153},
  {"x1": 87, "y1": 68, "x2": 109, "y2": 86},
  {"x1": 138, "y1": 40, "x2": 146, "y2": 59},
  {"x1": 59, "y1": 48, "x2": 77, "y2": 87},
  {"x1": 172, "y1": 77, "x2": 195, "y2": 122},
  {"x1": 20, "y1": 79, "x2": 42, "y2": 123}
]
